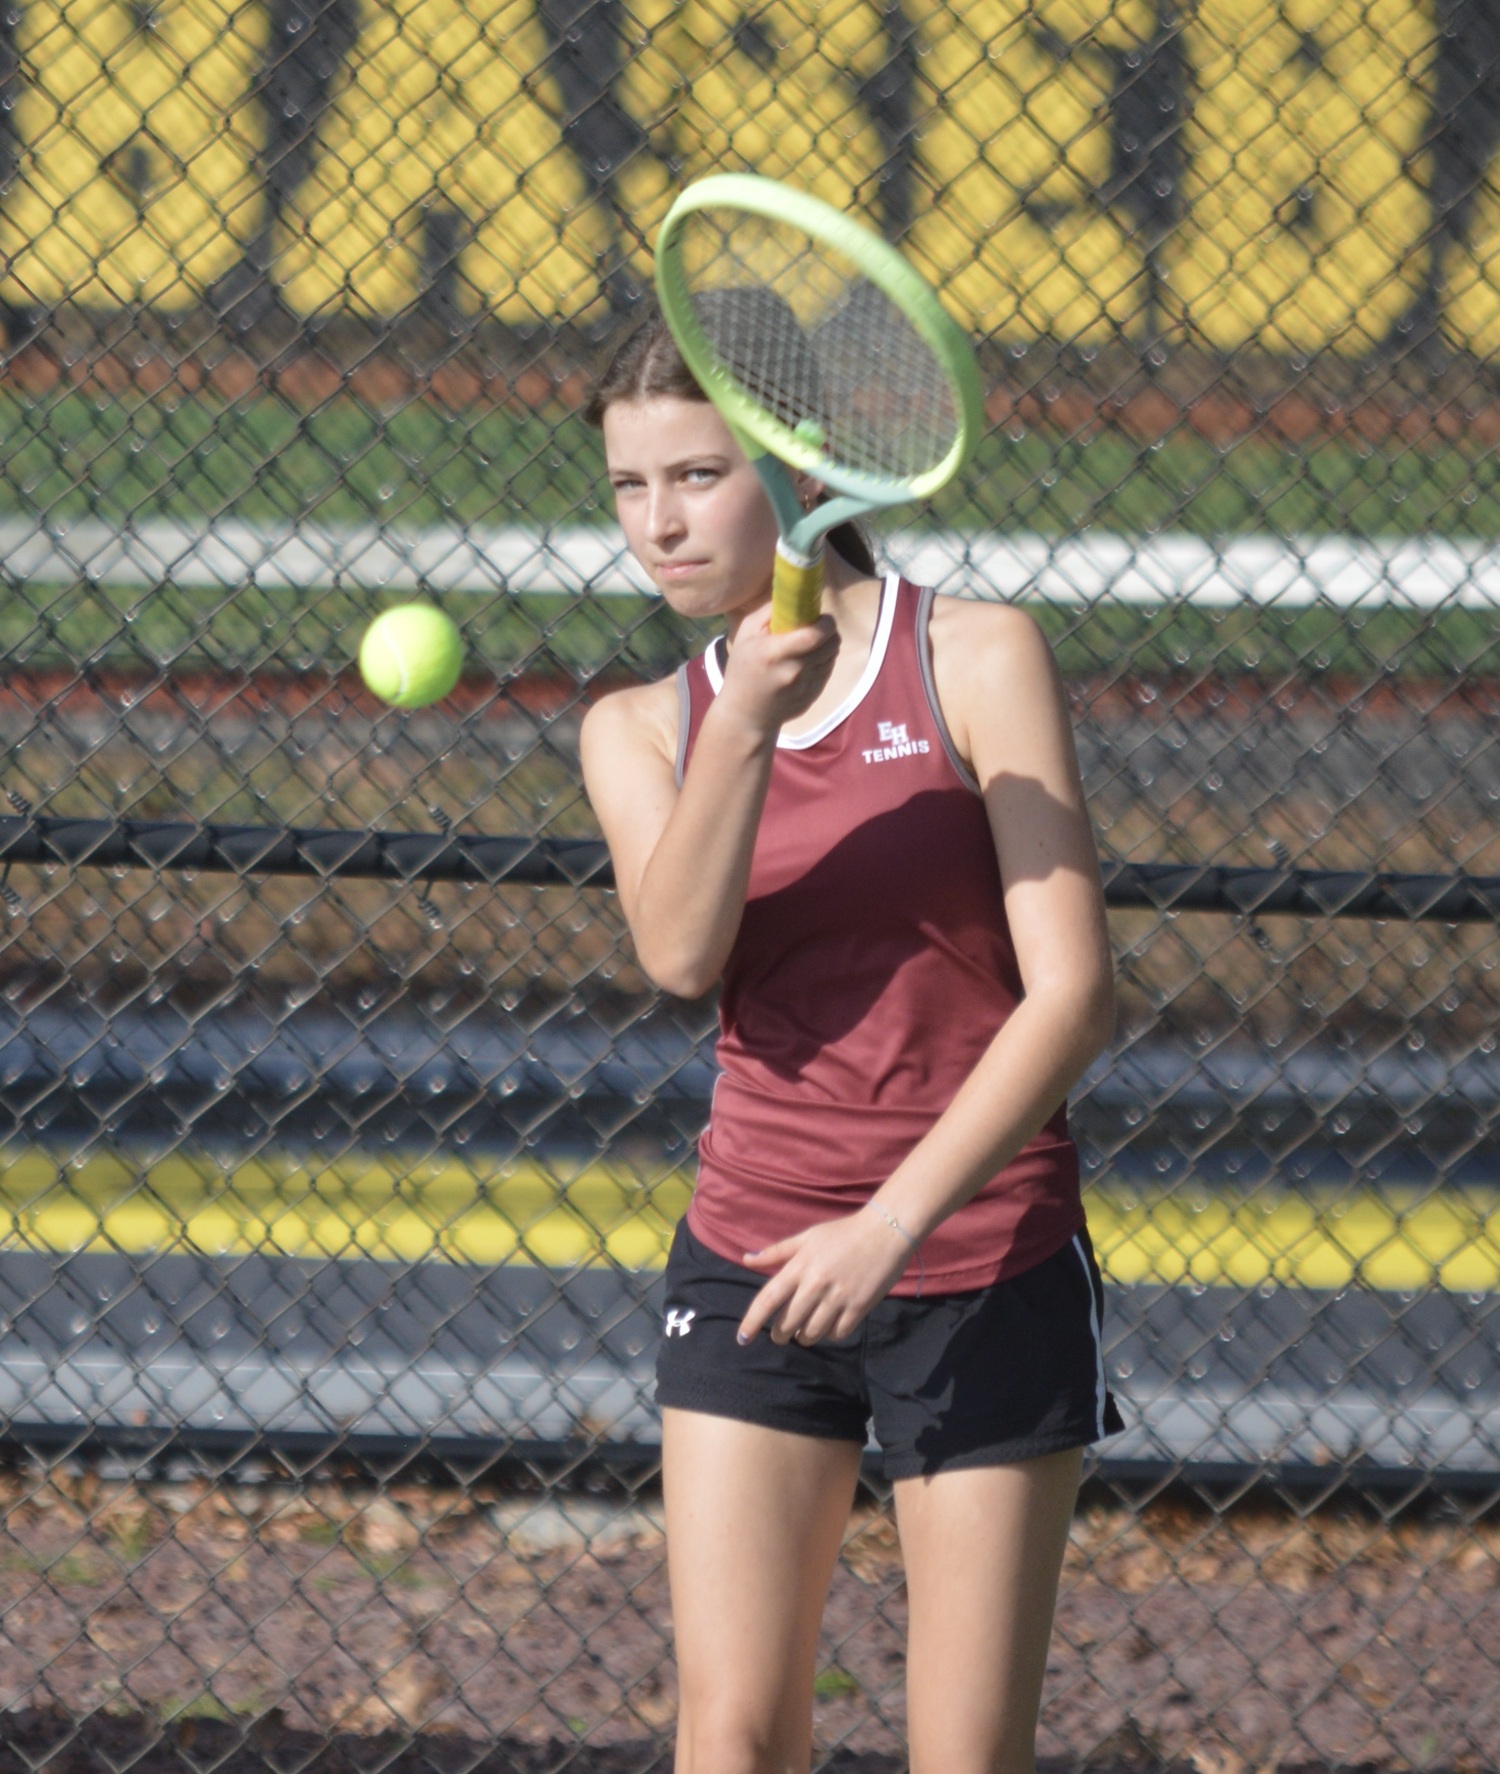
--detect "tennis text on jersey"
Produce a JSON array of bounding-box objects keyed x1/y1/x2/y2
[{"x1": 863, "y1": 721, "x2": 932, "y2": 765}]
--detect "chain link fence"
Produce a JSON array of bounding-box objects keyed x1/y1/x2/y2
[{"x1": 1, "y1": 0, "x2": 1499, "y2": 1767}]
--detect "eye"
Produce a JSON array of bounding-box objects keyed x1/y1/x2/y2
[
  {"x1": 683, "y1": 465, "x2": 721, "y2": 485},
  {"x1": 609, "y1": 473, "x2": 644, "y2": 494}
]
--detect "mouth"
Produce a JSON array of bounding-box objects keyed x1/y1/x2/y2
[{"x1": 653, "y1": 558, "x2": 709, "y2": 581}]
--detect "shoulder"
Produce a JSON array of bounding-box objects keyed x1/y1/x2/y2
[
  {"x1": 580, "y1": 671, "x2": 682, "y2": 773},
  {"x1": 925, "y1": 591, "x2": 1053, "y2": 677},
  {"x1": 924, "y1": 593, "x2": 1065, "y2": 765}
]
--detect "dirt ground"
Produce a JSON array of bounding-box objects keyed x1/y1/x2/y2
[{"x1": 0, "y1": 1470, "x2": 1496, "y2": 1773}]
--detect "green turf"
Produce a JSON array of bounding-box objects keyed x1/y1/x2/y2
[
  {"x1": 1033, "y1": 596, "x2": 1500, "y2": 681},
  {"x1": 942, "y1": 425, "x2": 1500, "y2": 541},
  {"x1": 12, "y1": 567, "x2": 1491, "y2": 685},
  {"x1": 1, "y1": 390, "x2": 606, "y2": 532},
  {"x1": 9, "y1": 388, "x2": 1500, "y2": 538},
  {"x1": 0, "y1": 578, "x2": 707, "y2": 680},
  {"x1": 5, "y1": 388, "x2": 1500, "y2": 679}
]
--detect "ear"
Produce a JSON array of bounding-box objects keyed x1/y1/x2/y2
[{"x1": 792, "y1": 470, "x2": 825, "y2": 511}]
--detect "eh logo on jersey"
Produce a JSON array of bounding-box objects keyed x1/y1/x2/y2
[
  {"x1": 663, "y1": 1307, "x2": 696, "y2": 1338},
  {"x1": 862, "y1": 720, "x2": 931, "y2": 765}
]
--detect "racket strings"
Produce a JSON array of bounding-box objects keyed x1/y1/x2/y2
[{"x1": 679, "y1": 213, "x2": 960, "y2": 486}]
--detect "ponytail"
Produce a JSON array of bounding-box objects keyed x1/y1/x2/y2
[{"x1": 827, "y1": 520, "x2": 877, "y2": 578}]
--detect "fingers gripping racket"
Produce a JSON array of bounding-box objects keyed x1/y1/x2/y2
[{"x1": 654, "y1": 175, "x2": 983, "y2": 631}]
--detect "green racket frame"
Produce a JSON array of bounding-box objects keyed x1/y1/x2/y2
[{"x1": 654, "y1": 173, "x2": 982, "y2": 628}]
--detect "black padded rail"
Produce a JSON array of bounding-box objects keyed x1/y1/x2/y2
[
  {"x1": 0, "y1": 816, "x2": 613, "y2": 888},
  {"x1": 1100, "y1": 859, "x2": 1500, "y2": 922},
  {"x1": 2, "y1": 815, "x2": 1499, "y2": 919}
]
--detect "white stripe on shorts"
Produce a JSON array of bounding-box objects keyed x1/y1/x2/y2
[{"x1": 1072, "y1": 1234, "x2": 1109, "y2": 1439}]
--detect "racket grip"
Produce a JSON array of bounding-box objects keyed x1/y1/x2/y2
[{"x1": 770, "y1": 541, "x2": 825, "y2": 631}]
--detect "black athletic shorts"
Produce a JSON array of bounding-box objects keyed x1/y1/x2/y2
[{"x1": 656, "y1": 1217, "x2": 1125, "y2": 1479}]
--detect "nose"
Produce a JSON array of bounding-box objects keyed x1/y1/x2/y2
[{"x1": 644, "y1": 483, "x2": 685, "y2": 547}]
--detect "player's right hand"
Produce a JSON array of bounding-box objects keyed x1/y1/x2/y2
[{"x1": 716, "y1": 603, "x2": 840, "y2": 737}]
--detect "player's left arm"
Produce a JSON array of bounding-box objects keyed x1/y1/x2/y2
[
  {"x1": 944, "y1": 595, "x2": 1116, "y2": 1093},
  {"x1": 739, "y1": 599, "x2": 1113, "y2": 1346}
]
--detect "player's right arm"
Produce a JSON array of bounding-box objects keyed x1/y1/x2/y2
[{"x1": 581, "y1": 607, "x2": 838, "y2": 997}]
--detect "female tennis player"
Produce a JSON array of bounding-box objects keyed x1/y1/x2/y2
[{"x1": 580, "y1": 314, "x2": 1122, "y2": 1774}]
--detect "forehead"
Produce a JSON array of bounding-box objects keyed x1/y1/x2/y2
[{"x1": 601, "y1": 396, "x2": 738, "y2": 464}]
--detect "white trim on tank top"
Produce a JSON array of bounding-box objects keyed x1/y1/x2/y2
[{"x1": 702, "y1": 571, "x2": 900, "y2": 750}]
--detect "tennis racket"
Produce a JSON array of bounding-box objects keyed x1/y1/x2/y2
[{"x1": 653, "y1": 174, "x2": 983, "y2": 631}]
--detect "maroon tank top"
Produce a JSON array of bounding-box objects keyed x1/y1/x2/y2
[{"x1": 677, "y1": 574, "x2": 1083, "y2": 1295}]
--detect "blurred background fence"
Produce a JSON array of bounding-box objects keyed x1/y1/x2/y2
[{"x1": 1, "y1": 1, "x2": 1499, "y2": 1768}]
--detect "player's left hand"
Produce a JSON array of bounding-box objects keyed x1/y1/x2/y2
[{"x1": 737, "y1": 1209, "x2": 916, "y2": 1347}]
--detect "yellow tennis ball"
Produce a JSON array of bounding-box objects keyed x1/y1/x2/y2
[{"x1": 358, "y1": 604, "x2": 464, "y2": 709}]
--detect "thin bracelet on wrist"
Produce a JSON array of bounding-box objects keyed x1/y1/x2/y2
[{"x1": 866, "y1": 1202, "x2": 925, "y2": 1299}]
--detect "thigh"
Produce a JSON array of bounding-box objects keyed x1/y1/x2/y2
[
  {"x1": 894, "y1": 1447, "x2": 1083, "y2": 1774},
  {"x1": 664, "y1": 1407, "x2": 862, "y2": 1774}
]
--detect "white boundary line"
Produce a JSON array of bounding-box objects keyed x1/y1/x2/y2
[
  {"x1": 6, "y1": 517, "x2": 1500, "y2": 607},
  {"x1": 890, "y1": 529, "x2": 1500, "y2": 608},
  {"x1": 0, "y1": 517, "x2": 655, "y2": 598}
]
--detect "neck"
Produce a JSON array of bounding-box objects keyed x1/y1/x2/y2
[{"x1": 724, "y1": 545, "x2": 877, "y2": 648}]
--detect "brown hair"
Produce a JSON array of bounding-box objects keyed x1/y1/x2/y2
[{"x1": 584, "y1": 310, "x2": 877, "y2": 578}]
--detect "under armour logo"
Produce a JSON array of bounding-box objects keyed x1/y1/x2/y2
[{"x1": 664, "y1": 1307, "x2": 696, "y2": 1338}]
